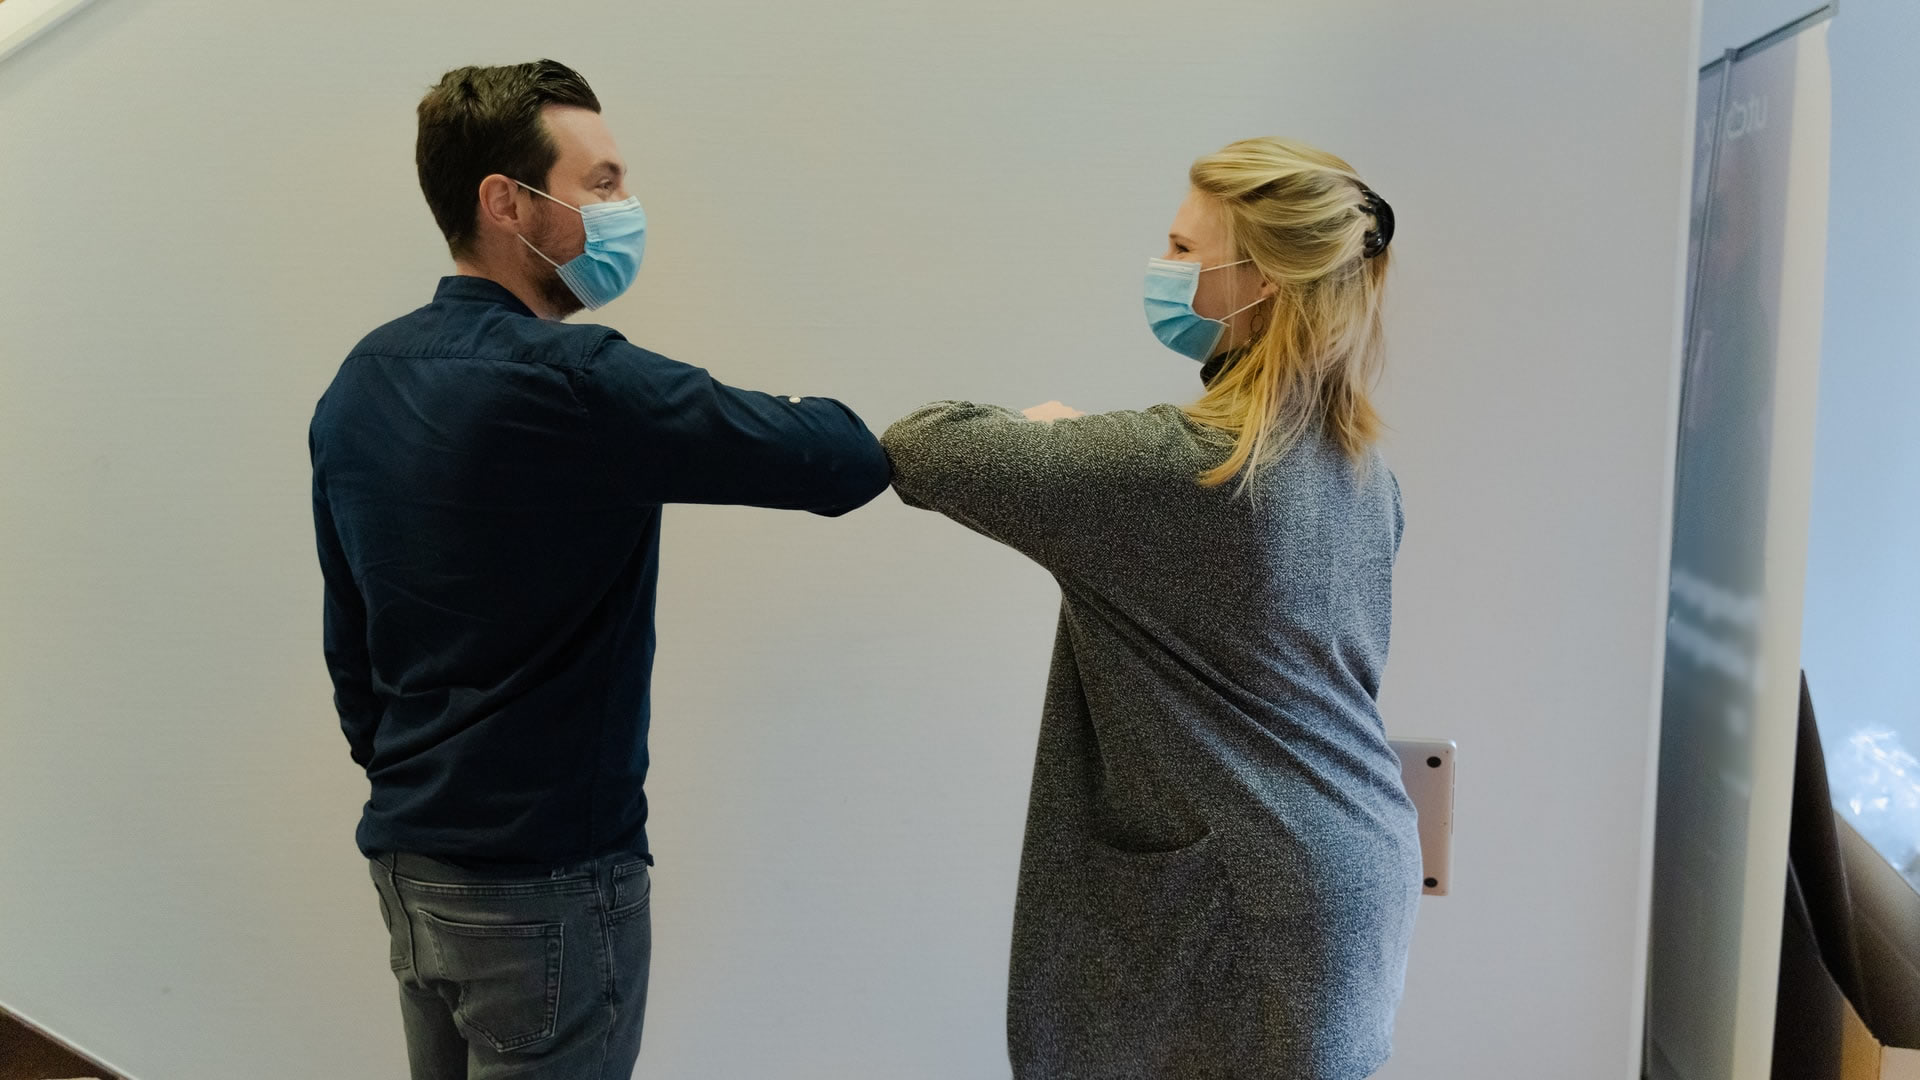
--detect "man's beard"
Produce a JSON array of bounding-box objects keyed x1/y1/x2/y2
[{"x1": 524, "y1": 212, "x2": 585, "y2": 319}]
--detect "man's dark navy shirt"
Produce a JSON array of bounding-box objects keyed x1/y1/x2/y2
[{"x1": 310, "y1": 276, "x2": 890, "y2": 869}]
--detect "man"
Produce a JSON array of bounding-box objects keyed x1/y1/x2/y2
[{"x1": 309, "y1": 60, "x2": 889, "y2": 1079}]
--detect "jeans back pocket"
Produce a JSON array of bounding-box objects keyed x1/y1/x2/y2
[{"x1": 420, "y1": 910, "x2": 565, "y2": 1052}]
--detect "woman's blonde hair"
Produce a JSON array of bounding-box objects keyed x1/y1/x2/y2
[{"x1": 1183, "y1": 137, "x2": 1391, "y2": 489}]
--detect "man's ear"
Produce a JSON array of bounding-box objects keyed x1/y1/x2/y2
[{"x1": 475, "y1": 174, "x2": 530, "y2": 239}]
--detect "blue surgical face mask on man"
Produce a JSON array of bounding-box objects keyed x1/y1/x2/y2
[
  {"x1": 1144, "y1": 257, "x2": 1269, "y2": 362},
  {"x1": 517, "y1": 182, "x2": 647, "y2": 311}
]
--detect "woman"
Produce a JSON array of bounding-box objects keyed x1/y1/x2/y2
[{"x1": 882, "y1": 137, "x2": 1420, "y2": 1079}]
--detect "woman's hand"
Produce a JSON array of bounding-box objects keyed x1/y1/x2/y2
[{"x1": 1022, "y1": 401, "x2": 1086, "y2": 423}]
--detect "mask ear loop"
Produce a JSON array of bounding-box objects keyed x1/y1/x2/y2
[
  {"x1": 1202, "y1": 258, "x2": 1268, "y2": 347},
  {"x1": 1216, "y1": 294, "x2": 1270, "y2": 346},
  {"x1": 519, "y1": 234, "x2": 566, "y2": 269},
  {"x1": 517, "y1": 180, "x2": 582, "y2": 213},
  {"x1": 1197, "y1": 258, "x2": 1252, "y2": 274},
  {"x1": 514, "y1": 180, "x2": 583, "y2": 268},
  {"x1": 1222, "y1": 294, "x2": 1268, "y2": 320}
]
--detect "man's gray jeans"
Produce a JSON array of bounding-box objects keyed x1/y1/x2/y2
[{"x1": 369, "y1": 850, "x2": 652, "y2": 1079}]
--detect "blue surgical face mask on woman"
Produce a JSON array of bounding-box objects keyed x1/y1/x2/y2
[
  {"x1": 1144, "y1": 257, "x2": 1269, "y2": 362},
  {"x1": 517, "y1": 182, "x2": 647, "y2": 310}
]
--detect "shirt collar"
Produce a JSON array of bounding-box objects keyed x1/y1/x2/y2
[{"x1": 433, "y1": 275, "x2": 538, "y2": 318}]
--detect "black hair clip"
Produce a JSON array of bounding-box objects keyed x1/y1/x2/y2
[{"x1": 1360, "y1": 188, "x2": 1395, "y2": 258}]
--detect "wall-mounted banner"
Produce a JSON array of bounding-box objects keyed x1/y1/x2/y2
[{"x1": 1647, "y1": 8, "x2": 1834, "y2": 1080}]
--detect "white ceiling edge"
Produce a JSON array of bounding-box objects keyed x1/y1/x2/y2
[{"x1": 0, "y1": 0, "x2": 103, "y2": 66}]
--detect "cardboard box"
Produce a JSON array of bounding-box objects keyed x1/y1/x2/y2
[{"x1": 1840, "y1": 991, "x2": 1920, "y2": 1080}]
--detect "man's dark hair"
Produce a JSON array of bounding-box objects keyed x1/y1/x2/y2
[{"x1": 416, "y1": 60, "x2": 601, "y2": 257}]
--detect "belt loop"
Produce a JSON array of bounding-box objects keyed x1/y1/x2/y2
[{"x1": 387, "y1": 856, "x2": 420, "y2": 975}]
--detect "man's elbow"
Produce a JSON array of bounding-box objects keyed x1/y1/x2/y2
[{"x1": 809, "y1": 439, "x2": 893, "y2": 517}]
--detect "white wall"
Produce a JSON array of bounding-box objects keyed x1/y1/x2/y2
[{"x1": 0, "y1": 2, "x2": 1700, "y2": 1077}]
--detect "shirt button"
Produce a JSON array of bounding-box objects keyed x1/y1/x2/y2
[{"x1": 788, "y1": 396, "x2": 802, "y2": 404}]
